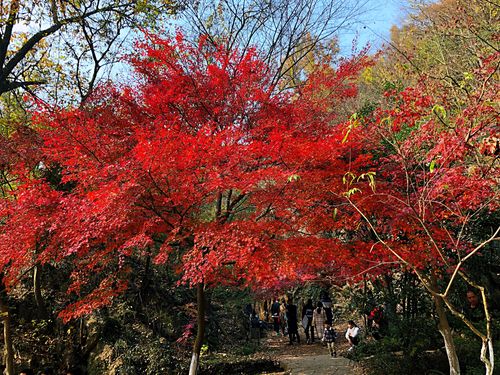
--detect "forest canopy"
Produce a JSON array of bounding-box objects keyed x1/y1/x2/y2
[{"x1": 0, "y1": 0, "x2": 498, "y2": 374}]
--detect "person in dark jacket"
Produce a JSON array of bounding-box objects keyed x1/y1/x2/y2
[
  {"x1": 464, "y1": 289, "x2": 485, "y2": 322},
  {"x1": 321, "y1": 294, "x2": 334, "y2": 325},
  {"x1": 302, "y1": 298, "x2": 315, "y2": 344},
  {"x1": 271, "y1": 298, "x2": 281, "y2": 335},
  {"x1": 286, "y1": 297, "x2": 300, "y2": 345}
]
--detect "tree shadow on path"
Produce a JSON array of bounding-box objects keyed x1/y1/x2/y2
[{"x1": 261, "y1": 332, "x2": 363, "y2": 375}]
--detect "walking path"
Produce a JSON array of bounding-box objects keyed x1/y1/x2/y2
[{"x1": 262, "y1": 333, "x2": 362, "y2": 375}]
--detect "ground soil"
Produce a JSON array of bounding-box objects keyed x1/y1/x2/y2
[{"x1": 258, "y1": 331, "x2": 364, "y2": 375}]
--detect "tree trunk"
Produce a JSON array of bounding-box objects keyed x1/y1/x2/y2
[
  {"x1": 433, "y1": 293, "x2": 461, "y2": 375},
  {"x1": 189, "y1": 283, "x2": 206, "y2": 375},
  {"x1": 410, "y1": 274, "x2": 418, "y2": 319},
  {"x1": 33, "y1": 264, "x2": 49, "y2": 319},
  {"x1": 0, "y1": 286, "x2": 13, "y2": 375},
  {"x1": 479, "y1": 338, "x2": 494, "y2": 375}
]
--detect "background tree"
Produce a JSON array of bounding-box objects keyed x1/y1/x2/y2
[
  {"x1": 364, "y1": 0, "x2": 499, "y2": 106},
  {"x1": 0, "y1": 0, "x2": 178, "y2": 102},
  {"x1": 179, "y1": 0, "x2": 371, "y2": 89},
  {"x1": 342, "y1": 50, "x2": 499, "y2": 374},
  {"x1": 0, "y1": 85, "x2": 41, "y2": 374},
  {"x1": 279, "y1": 3, "x2": 499, "y2": 372}
]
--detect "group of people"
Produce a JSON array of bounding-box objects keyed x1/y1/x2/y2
[
  {"x1": 256, "y1": 287, "x2": 496, "y2": 361},
  {"x1": 269, "y1": 296, "x2": 360, "y2": 357}
]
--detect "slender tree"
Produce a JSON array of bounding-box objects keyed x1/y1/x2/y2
[{"x1": 342, "y1": 51, "x2": 499, "y2": 374}]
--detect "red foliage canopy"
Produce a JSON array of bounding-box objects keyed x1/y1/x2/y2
[
  {"x1": 345, "y1": 52, "x2": 499, "y2": 277},
  {"x1": 1, "y1": 33, "x2": 496, "y2": 322},
  {"x1": 0, "y1": 34, "x2": 372, "y2": 320}
]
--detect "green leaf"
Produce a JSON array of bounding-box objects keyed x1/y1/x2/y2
[
  {"x1": 343, "y1": 187, "x2": 361, "y2": 198},
  {"x1": 342, "y1": 172, "x2": 356, "y2": 186},
  {"x1": 342, "y1": 113, "x2": 360, "y2": 143},
  {"x1": 287, "y1": 174, "x2": 301, "y2": 182},
  {"x1": 429, "y1": 159, "x2": 436, "y2": 173},
  {"x1": 463, "y1": 72, "x2": 473, "y2": 81},
  {"x1": 357, "y1": 172, "x2": 376, "y2": 192},
  {"x1": 432, "y1": 104, "x2": 446, "y2": 119}
]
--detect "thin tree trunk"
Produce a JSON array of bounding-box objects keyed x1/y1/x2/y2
[
  {"x1": 480, "y1": 285, "x2": 495, "y2": 375},
  {"x1": 479, "y1": 338, "x2": 494, "y2": 375},
  {"x1": 33, "y1": 264, "x2": 48, "y2": 319},
  {"x1": 411, "y1": 274, "x2": 418, "y2": 319},
  {"x1": 0, "y1": 286, "x2": 13, "y2": 375},
  {"x1": 433, "y1": 293, "x2": 461, "y2": 375},
  {"x1": 189, "y1": 283, "x2": 206, "y2": 375},
  {"x1": 362, "y1": 276, "x2": 368, "y2": 328}
]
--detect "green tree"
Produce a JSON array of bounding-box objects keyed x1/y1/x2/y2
[{"x1": 0, "y1": 0, "x2": 178, "y2": 102}]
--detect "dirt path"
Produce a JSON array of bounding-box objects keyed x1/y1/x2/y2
[{"x1": 261, "y1": 333, "x2": 362, "y2": 375}]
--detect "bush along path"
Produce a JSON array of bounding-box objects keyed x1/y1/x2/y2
[{"x1": 262, "y1": 331, "x2": 362, "y2": 375}]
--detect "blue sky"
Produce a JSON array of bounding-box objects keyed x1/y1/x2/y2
[
  {"x1": 11, "y1": 0, "x2": 410, "y2": 87},
  {"x1": 338, "y1": 0, "x2": 408, "y2": 54},
  {"x1": 13, "y1": 1, "x2": 408, "y2": 58}
]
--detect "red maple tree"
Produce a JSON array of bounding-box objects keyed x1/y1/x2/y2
[
  {"x1": 340, "y1": 52, "x2": 499, "y2": 374},
  {"x1": 0, "y1": 33, "x2": 372, "y2": 373}
]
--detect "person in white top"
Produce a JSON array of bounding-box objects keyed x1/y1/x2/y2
[{"x1": 345, "y1": 320, "x2": 359, "y2": 350}]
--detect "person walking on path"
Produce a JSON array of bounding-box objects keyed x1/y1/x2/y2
[
  {"x1": 312, "y1": 301, "x2": 326, "y2": 340},
  {"x1": 345, "y1": 320, "x2": 359, "y2": 351},
  {"x1": 286, "y1": 297, "x2": 300, "y2": 345},
  {"x1": 280, "y1": 298, "x2": 288, "y2": 336},
  {"x1": 302, "y1": 298, "x2": 315, "y2": 344},
  {"x1": 323, "y1": 322, "x2": 337, "y2": 357},
  {"x1": 271, "y1": 298, "x2": 281, "y2": 335},
  {"x1": 321, "y1": 294, "x2": 334, "y2": 325}
]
